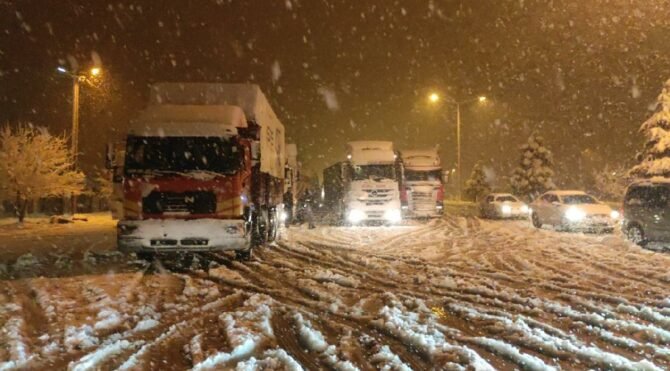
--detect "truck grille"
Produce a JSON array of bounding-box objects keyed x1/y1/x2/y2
[
  {"x1": 143, "y1": 191, "x2": 216, "y2": 214},
  {"x1": 411, "y1": 191, "x2": 433, "y2": 201},
  {"x1": 362, "y1": 189, "x2": 394, "y2": 206}
]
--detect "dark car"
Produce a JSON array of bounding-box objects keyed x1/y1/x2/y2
[{"x1": 622, "y1": 179, "x2": 670, "y2": 245}]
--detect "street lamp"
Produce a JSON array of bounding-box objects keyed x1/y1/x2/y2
[
  {"x1": 428, "y1": 92, "x2": 487, "y2": 200},
  {"x1": 56, "y1": 65, "x2": 102, "y2": 214}
]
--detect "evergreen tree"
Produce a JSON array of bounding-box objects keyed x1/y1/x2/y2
[
  {"x1": 0, "y1": 124, "x2": 85, "y2": 222},
  {"x1": 510, "y1": 133, "x2": 555, "y2": 199},
  {"x1": 464, "y1": 162, "x2": 491, "y2": 202},
  {"x1": 631, "y1": 79, "x2": 670, "y2": 178}
]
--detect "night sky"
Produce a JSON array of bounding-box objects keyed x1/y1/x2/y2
[{"x1": 2, "y1": 0, "x2": 670, "y2": 188}]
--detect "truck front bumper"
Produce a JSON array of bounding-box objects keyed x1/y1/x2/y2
[{"x1": 117, "y1": 219, "x2": 248, "y2": 253}]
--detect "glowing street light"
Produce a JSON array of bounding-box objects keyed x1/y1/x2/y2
[
  {"x1": 56, "y1": 65, "x2": 103, "y2": 214},
  {"x1": 427, "y1": 92, "x2": 489, "y2": 200}
]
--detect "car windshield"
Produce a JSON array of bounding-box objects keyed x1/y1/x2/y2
[
  {"x1": 351, "y1": 164, "x2": 396, "y2": 181},
  {"x1": 562, "y1": 194, "x2": 597, "y2": 204},
  {"x1": 124, "y1": 136, "x2": 242, "y2": 175},
  {"x1": 405, "y1": 169, "x2": 442, "y2": 182},
  {"x1": 496, "y1": 196, "x2": 518, "y2": 202}
]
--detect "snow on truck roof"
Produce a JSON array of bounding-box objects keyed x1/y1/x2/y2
[
  {"x1": 149, "y1": 83, "x2": 282, "y2": 130},
  {"x1": 129, "y1": 105, "x2": 247, "y2": 137},
  {"x1": 347, "y1": 141, "x2": 396, "y2": 165},
  {"x1": 401, "y1": 149, "x2": 441, "y2": 169}
]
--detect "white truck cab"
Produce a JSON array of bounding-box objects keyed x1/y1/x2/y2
[{"x1": 343, "y1": 141, "x2": 402, "y2": 224}]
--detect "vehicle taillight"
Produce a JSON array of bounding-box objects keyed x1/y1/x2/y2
[
  {"x1": 434, "y1": 184, "x2": 444, "y2": 201},
  {"x1": 400, "y1": 186, "x2": 408, "y2": 203}
]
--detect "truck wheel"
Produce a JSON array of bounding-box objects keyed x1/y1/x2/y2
[
  {"x1": 235, "y1": 247, "x2": 253, "y2": 261},
  {"x1": 252, "y1": 209, "x2": 268, "y2": 245},
  {"x1": 267, "y1": 207, "x2": 278, "y2": 242}
]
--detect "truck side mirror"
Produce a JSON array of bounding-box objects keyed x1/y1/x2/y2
[
  {"x1": 105, "y1": 143, "x2": 115, "y2": 169},
  {"x1": 442, "y1": 170, "x2": 450, "y2": 184}
]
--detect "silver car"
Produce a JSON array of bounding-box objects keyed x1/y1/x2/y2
[
  {"x1": 530, "y1": 190, "x2": 619, "y2": 233},
  {"x1": 480, "y1": 193, "x2": 530, "y2": 219}
]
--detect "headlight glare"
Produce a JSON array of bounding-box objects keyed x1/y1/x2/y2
[
  {"x1": 565, "y1": 207, "x2": 586, "y2": 222},
  {"x1": 384, "y1": 209, "x2": 402, "y2": 223},
  {"x1": 610, "y1": 210, "x2": 620, "y2": 219},
  {"x1": 347, "y1": 209, "x2": 366, "y2": 224},
  {"x1": 501, "y1": 205, "x2": 512, "y2": 214}
]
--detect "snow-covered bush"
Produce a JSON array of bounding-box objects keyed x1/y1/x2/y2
[
  {"x1": 0, "y1": 124, "x2": 85, "y2": 222},
  {"x1": 510, "y1": 133, "x2": 555, "y2": 200},
  {"x1": 464, "y1": 162, "x2": 491, "y2": 202},
  {"x1": 631, "y1": 79, "x2": 670, "y2": 178}
]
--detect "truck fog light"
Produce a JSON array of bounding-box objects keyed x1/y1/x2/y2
[
  {"x1": 384, "y1": 209, "x2": 402, "y2": 223},
  {"x1": 347, "y1": 209, "x2": 366, "y2": 224}
]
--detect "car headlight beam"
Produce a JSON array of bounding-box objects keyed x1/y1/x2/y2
[{"x1": 565, "y1": 207, "x2": 586, "y2": 222}]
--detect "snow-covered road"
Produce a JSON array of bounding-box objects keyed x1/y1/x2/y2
[{"x1": 1, "y1": 216, "x2": 669, "y2": 370}]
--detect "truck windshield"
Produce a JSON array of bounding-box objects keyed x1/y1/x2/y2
[
  {"x1": 352, "y1": 164, "x2": 395, "y2": 181},
  {"x1": 124, "y1": 136, "x2": 242, "y2": 175},
  {"x1": 405, "y1": 169, "x2": 442, "y2": 182}
]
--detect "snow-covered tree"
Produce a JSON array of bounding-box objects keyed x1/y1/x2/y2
[
  {"x1": 0, "y1": 125, "x2": 85, "y2": 222},
  {"x1": 510, "y1": 133, "x2": 555, "y2": 199},
  {"x1": 593, "y1": 166, "x2": 630, "y2": 201},
  {"x1": 631, "y1": 79, "x2": 670, "y2": 178},
  {"x1": 464, "y1": 162, "x2": 491, "y2": 202}
]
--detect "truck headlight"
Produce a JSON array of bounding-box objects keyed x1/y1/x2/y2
[
  {"x1": 280, "y1": 210, "x2": 288, "y2": 222},
  {"x1": 520, "y1": 204, "x2": 529, "y2": 214},
  {"x1": 384, "y1": 209, "x2": 402, "y2": 223},
  {"x1": 347, "y1": 209, "x2": 366, "y2": 224},
  {"x1": 610, "y1": 210, "x2": 620, "y2": 219},
  {"x1": 565, "y1": 207, "x2": 586, "y2": 222},
  {"x1": 501, "y1": 205, "x2": 512, "y2": 215}
]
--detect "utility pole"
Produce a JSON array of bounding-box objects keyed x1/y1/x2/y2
[
  {"x1": 57, "y1": 66, "x2": 101, "y2": 215},
  {"x1": 456, "y1": 102, "x2": 462, "y2": 200}
]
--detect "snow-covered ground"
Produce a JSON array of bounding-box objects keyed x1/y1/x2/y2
[{"x1": 1, "y1": 215, "x2": 669, "y2": 369}]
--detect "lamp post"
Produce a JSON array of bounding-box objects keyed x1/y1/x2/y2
[
  {"x1": 57, "y1": 66, "x2": 101, "y2": 214},
  {"x1": 428, "y1": 93, "x2": 487, "y2": 200}
]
